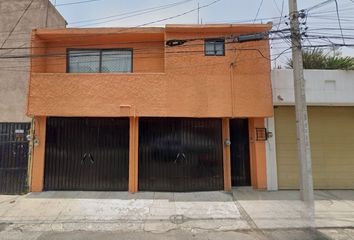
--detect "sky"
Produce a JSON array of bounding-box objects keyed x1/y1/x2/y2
[{"x1": 50, "y1": 0, "x2": 354, "y2": 66}]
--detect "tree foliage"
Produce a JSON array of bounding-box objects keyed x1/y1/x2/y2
[{"x1": 286, "y1": 48, "x2": 354, "y2": 70}]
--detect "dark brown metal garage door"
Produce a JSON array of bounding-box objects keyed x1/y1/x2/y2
[
  {"x1": 139, "y1": 118, "x2": 223, "y2": 192},
  {"x1": 44, "y1": 117, "x2": 129, "y2": 191}
]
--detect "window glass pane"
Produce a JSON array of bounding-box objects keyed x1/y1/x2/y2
[
  {"x1": 205, "y1": 41, "x2": 215, "y2": 55},
  {"x1": 101, "y1": 50, "x2": 132, "y2": 73},
  {"x1": 215, "y1": 41, "x2": 224, "y2": 55},
  {"x1": 68, "y1": 50, "x2": 100, "y2": 73}
]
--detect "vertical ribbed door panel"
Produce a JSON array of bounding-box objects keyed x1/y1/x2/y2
[
  {"x1": 44, "y1": 117, "x2": 129, "y2": 191},
  {"x1": 139, "y1": 118, "x2": 223, "y2": 192}
]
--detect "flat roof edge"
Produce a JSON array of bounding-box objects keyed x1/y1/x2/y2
[{"x1": 33, "y1": 27, "x2": 166, "y2": 36}]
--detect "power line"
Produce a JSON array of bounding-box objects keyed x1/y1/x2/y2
[
  {"x1": 253, "y1": 0, "x2": 264, "y2": 23},
  {"x1": 206, "y1": 16, "x2": 285, "y2": 24},
  {"x1": 54, "y1": 0, "x2": 103, "y2": 7},
  {"x1": 3, "y1": 30, "x2": 352, "y2": 61},
  {"x1": 274, "y1": 0, "x2": 285, "y2": 31},
  {"x1": 0, "y1": 39, "x2": 274, "y2": 60},
  {"x1": 7, "y1": 0, "x2": 223, "y2": 44},
  {"x1": 334, "y1": 0, "x2": 346, "y2": 44},
  {"x1": 2, "y1": 0, "x2": 353, "y2": 68},
  {"x1": 306, "y1": 0, "x2": 334, "y2": 13},
  {"x1": 271, "y1": 0, "x2": 286, "y2": 68},
  {"x1": 302, "y1": 43, "x2": 354, "y2": 48},
  {"x1": 70, "y1": 0, "x2": 194, "y2": 27},
  {"x1": 0, "y1": 0, "x2": 34, "y2": 49},
  {"x1": 0, "y1": 4, "x2": 45, "y2": 14},
  {"x1": 0, "y1": 15, "x2": 283, "y2": 36},
  {"x1": 272, "y1": 0, "x2": 282, "y2": 14},
  {"x1": 131, "y1": 0, "x2": 222, "y2": 27},
  {"x1": 57, "y1": 0, "x2": 220, "y2": 28},
  {"x1": 0, "y1": 34, "x2": 290, "y2": 63},
  {"x1": 0, "y1": 48, "x2": 291, "y2": 72},
  {"x1": 0, "y1": 17, "x2": 282, "y2": 37},
  {"x1": 0, "y1": 28, "x2": 289, "y2": 52}
]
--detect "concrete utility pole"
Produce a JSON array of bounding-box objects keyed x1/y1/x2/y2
[{"x1": 288, "y1": 0, "x2": 315, "y2": 219}]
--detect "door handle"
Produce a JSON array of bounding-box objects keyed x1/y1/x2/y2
[
  {"x1": 81, "y1": 153, "x2": 95, "y2": 165},
  {"x1": 81, "y1": 153, "x2": 87, "y2": 165},
  {"x1": 174, "y1": 152, "x2": 186, "y2": 164},
  {"x1": 88, "y1": 153, "x2": 95, "y2": 164}
]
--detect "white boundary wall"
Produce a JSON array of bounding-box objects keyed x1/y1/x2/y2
[{"x1": 266, "y1": 69, "x2": 354, "y2": 190}]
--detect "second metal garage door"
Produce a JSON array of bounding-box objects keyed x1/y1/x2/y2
[
  {"x1": 275, "y1": 106, "x2": 354, "y2": 189},
  {"x1": 139, "y1": 118, "x2": 223, "y2": 192},
  {"x1": 44, "y1": 117, "x2": 129, "y2": 191}
]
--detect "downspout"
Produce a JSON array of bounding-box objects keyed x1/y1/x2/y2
[
  {"x1": 27, "y1": 117, "x2": 35, "y2": 191},
  {"x1": 229, "y1": 49, "x2": 237, "y2": 118}
]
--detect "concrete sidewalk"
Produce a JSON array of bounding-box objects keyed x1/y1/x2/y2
[
  {"x1": 0, "y1": 189, "x2": 353, "y2": 239},
  {"x1": 235, "y1": 188, "x2": 354, "y2": 229}
]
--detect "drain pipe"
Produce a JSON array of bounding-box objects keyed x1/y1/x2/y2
[
  {"x1": 26, "y1": 117, "x2": 35, "y2": 192},
  {"x1": 229, "y1": 51, "x2": 237, "y2": 118}
]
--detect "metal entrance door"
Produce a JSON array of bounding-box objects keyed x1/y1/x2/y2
[
  {"x1": 230, "y1": 119, "x2": 251, "y2": 186},
  {"x1": 0, "y1": 123, "x2": 30, "y2": 194},
  {"x1": 44, "y1": 117, "x2": 129, "y2": 191},
  {"x1": 139, "y1": 118, "x2": 223, "y2": 192}
]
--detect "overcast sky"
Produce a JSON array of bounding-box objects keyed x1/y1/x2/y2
[{"x1": 50, "y1": 0, "x2": 354, "y2": 66}]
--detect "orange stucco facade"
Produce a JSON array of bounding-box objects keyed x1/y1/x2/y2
[{"x1": 28, "y1": 24, "x2": 272, "y2": 192}]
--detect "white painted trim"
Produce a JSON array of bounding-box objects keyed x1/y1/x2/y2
[{"x1": 265, "y1": 117, "x2": 278, "y2": 191}]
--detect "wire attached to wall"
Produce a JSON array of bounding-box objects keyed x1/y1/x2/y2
[{"x1": 0, "y1": 0, "x2": 34, "y2": 49}]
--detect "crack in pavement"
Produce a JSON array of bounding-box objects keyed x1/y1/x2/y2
[{"x1": 232, "y1": 193, "x2": 269, "y2": 240}]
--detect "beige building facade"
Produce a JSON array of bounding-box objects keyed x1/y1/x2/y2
[
  {"x1": 0, "y1": 0, "x2": 65, "y2": 194},
  {"x1": 0, "y1": 0, "x2": 66, "y2": 122}
]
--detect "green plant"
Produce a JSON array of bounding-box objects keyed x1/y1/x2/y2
[{"x1": 286, "y1": 48, "x2": 354, "y2": 70}]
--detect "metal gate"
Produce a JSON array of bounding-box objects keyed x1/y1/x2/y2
[
  {"x1": 44, "y1": 117, "x2": 129, "y2": 191},
  {"x1": 0, "y1": 123, "x2": 30, "y2": 194},
  {"x1": 139, "y1": 118, "x2": 223, "y2": 192},
  {"x1": 230, "y1": 119, "x2": 251, "y2": 186}
]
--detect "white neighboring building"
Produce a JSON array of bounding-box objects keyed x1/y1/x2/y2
[{"x1": 267, "y1": 69, "x2": 354, "y2": 190}]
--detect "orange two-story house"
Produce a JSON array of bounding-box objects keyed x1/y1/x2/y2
[{"x1": 27, "y1": 24, "x2": 273, "y2": 193}]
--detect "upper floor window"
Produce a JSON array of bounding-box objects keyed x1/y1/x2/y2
[
  {"x1": 68, "y1": 49, "x2": 132, "y2": 73},
  {"x1": 204, "y1": 39, "x2": 225, "y2": 56}
]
